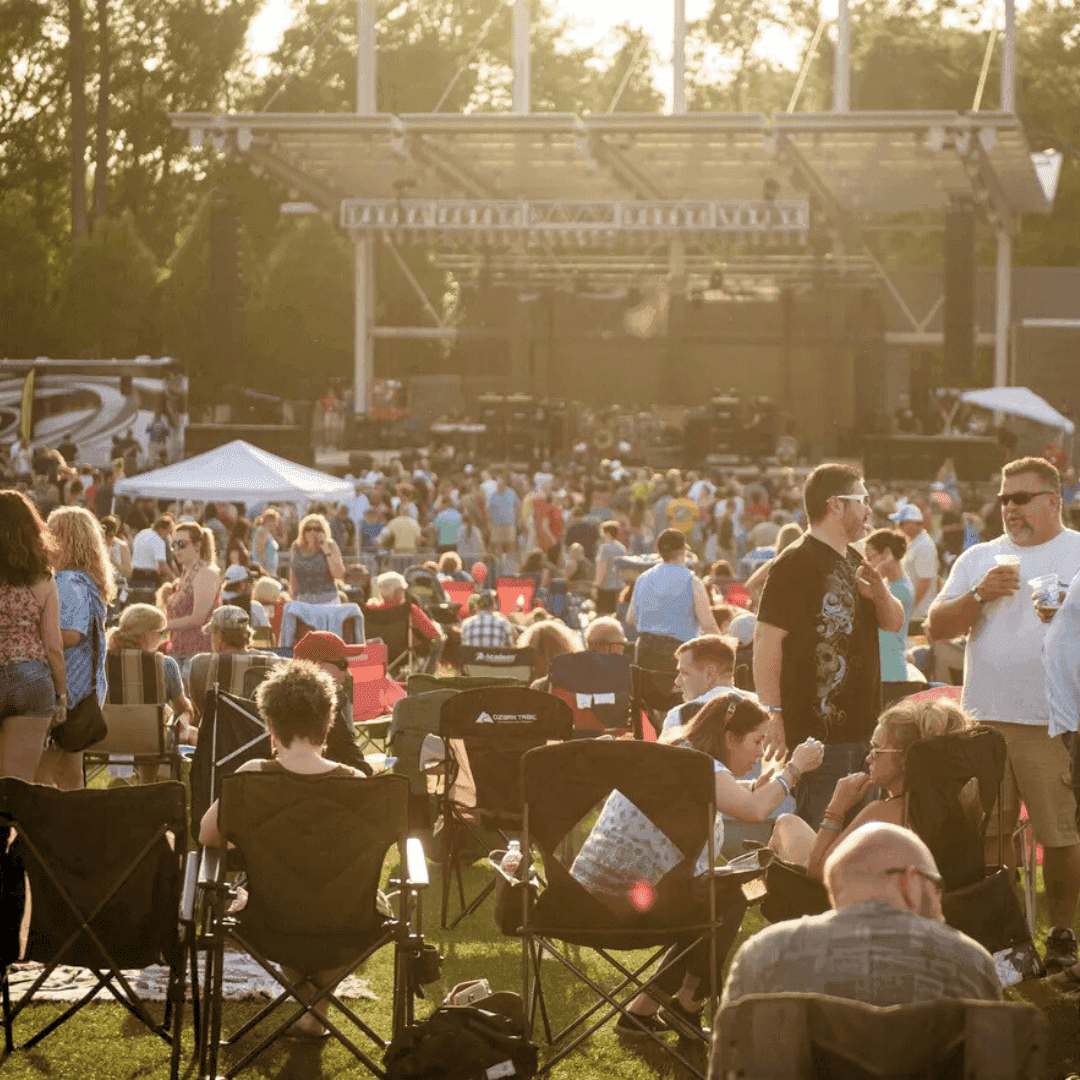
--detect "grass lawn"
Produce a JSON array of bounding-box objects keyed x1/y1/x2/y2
[{"x1": 3, "y1": 855, "x2": 1080, "y2": 1080}]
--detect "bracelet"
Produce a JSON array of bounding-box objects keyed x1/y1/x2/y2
[
  {"x1": 775, "y1": 774, "x2": 791, "y2": 798},
  {"x1": 787, "y1": 763, "x2": 803, "y2": 784},
  {"x1": 823, "y1": 806, "x2": 844, "y2": 821},
  {"x1": 819, "y1": 819, "x2": 842, "y2": 832}
]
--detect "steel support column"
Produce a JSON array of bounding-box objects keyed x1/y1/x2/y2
[
  {"x1": 672, "y1": 0, "x2": 686, "y2": 115},
  {"x1": 354, "y1": 238, "x2": 375, "y2": 412},
  {"x1": 994, "y1": 227, "x2": 1012, "y2": 388},
  {"x1": 833, "y1": 0, "x2": 851, "y2": 112},
  {"x1": 513, "y1": 0, "x2": 530, "y2": 114},
  {"x1": 1002, "y1": 0, "x2": 1016, "y2": 114}
]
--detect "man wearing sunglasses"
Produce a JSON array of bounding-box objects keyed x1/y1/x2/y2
[
  {"x1": 754, "y1": 464, "x2": 905, "y2": 829},
  {"x1": 929, "y1": 456, "x2": 1080, "y2": 973}
]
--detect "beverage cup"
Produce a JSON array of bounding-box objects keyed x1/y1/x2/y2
[
  {"x1": 995, "y1": 554, "x2": 1021, "y2": 569},
  {"x1": 1029, "y1": 574, "x2": 1062, "y2": 612}
]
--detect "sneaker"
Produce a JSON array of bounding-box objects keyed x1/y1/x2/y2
[
  {"x1": 1045, "y1": 927, "x2": 1078, "y2": 972},
  {"x1": 659, "y1": 998, "x2": 709, "y2": 1041},
  {"x1": 614, "y1": 1011, "x2": 669, "y2": 1040}
]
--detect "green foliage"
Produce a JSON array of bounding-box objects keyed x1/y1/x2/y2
[
  {"x1": 0, "y1": 190, "x2": 51, "y2": 355},
  {"x1": 54, "y1": 213, "x2": 160, "y2": 357}
]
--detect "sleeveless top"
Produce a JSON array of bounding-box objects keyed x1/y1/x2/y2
[
  {"x1": 291, "y1": 548, "x2": 337, "y2": 602},
  {"x1": 166, "y1": 563, "x2": 215, "y2": 657},
  {"x1": 631, "y1": 562, "x2": 699, "y2": 642},
  {"x1": 0, "y1": 584, "x2": 47, "y2": 664},
  {"x1": 252, "y1": 757, "x2": 363, "y2": 779}
]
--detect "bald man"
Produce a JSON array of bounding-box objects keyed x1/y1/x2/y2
[{"x1": 720, "y1": 823, "x2": 1000, "y2": 1008}]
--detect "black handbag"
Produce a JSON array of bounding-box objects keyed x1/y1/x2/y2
[{"x1": 52, "y1": 587, "x2": 108, "y2": 753}]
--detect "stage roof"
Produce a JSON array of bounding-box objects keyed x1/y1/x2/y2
[{"x1": 172, "y1": 109, "x2": 1051, "y2": 221}]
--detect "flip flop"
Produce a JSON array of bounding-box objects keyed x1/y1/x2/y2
[{"x1": 283, "y1": 1024, "x2": 331, "y2": 1041}]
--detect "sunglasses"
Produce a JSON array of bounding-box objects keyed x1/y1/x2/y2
[
  {"x1": 868, "y1": 746, "x2": 903, "y2": 760},
  {"x1": 173, "y1": 540, "x2": 189, "y2": 550},
  {"x1": 998, "y1": 491, "x2": 1055, "y2": 507},
  {"x1": 305, "y1": 526, "x2": 325, "y2": 534},
  {"x1": 835, "y1": 493, "x2": 869, "y2": 506},
  {"x1": 883, "y1": 866, "x2": 942, "y2": 893}
]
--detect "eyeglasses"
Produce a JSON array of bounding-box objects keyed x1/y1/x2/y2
[
  {"x1": 173, "y1": 540, "x2": 189, "y2": 550},
  {"x1": 867, "y1": 746, "x2": 903, "y2": 759},
  {"x1": 883, "y1": 866, "x2": 942, "y2": 893},
  {"x1": 835, "y1": 493, "x2": 869, "y2": 506},
  {"x1": 305, "y1": 526, "x2": 325, "y2": 533},
  {"x1": 998, "y1": 491, "x2": 1055, "y2": 507}
]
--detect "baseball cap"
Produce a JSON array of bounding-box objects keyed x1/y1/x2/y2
[
  {"x1": 889, "y1": 505, "x2": 923, "y2": 524},
  {"x1": 207, "y1": 605, "x2": 250, "y2": 631},
  {"x1": 222, "y1": 564, "x2": 253, "y2": 587},
  {"x1": 293, "y1": 631, "x2": 368, "y2": 663}
]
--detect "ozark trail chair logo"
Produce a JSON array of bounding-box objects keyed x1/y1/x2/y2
[{"x1": 475, "y1": 711, "x2": 537, "y2": 725}]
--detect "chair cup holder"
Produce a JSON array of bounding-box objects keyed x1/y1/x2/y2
[
  {"x1": 411, "y1": 940, "x2": 444, "y2": 986},
  {"x1": 489, "y1": 853, "x2": 539, "y2": 937}
]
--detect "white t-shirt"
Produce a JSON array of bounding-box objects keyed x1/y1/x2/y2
[
  {"x1": 937, "y1": 529, "x2": 1080, "y2": 725},
  {"x1": 1043, "y1": 569, "x2": 1080, "y2": 738},
  {"x1": 903, "y1": 528, "x2": 939, "y2": 621},
  {"x1": 131, "y1": 528, "x2": 167, "y2": 571}
]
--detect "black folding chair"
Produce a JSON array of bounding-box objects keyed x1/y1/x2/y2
[
  {"x1": 439, "y1": 686, "x2": 573, "y2": 929},
  {"x1": 189, "y1": 688, "x2": 272, "y2": 841},
  {"x1": 0, "y1": 780, "x2": 198, "y2": 1079},
  {"x1": 714, "y1": 994, "x2": 1047, "y2": 1079},
  {"x1": 197, "y1": 771, "x2": 429, "y2": 1079},
  {"x1": 459, "y1": 645, "x2": 536, "y2": 683},
  {"x1": 630, "y1": 664, "x2": 683, "y2": 739},
  {"x1": 517, "y1": 740, "x2": 757, "y2": 1078},
  {"x1": 362, "y1": 603, "x2": 416, "y2": 676},
  {"x1": 549, "y1": 652, "x2": 636, "y2": 738},
  {"x1": 389, "y1": 689, "x2": 458, "y2": 835}
]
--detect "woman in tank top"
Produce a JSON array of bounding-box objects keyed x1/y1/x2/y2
[
  {"x1": 288, "y1": 513, "x2": 346, "y2": 605},
  {"x1": 0, "y1": 491, "x2": 68, "y2": 781},
  {"x1": 199, "y1": 660, "x2": 367, "y2": 1038},
  {"x1": 164, "y1": 522, "x2": 220, "y2": 659}
]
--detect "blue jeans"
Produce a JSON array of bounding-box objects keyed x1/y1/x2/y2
[
  {"x1": 795, "y1": 740, "x2": 871, "y2": 830},
  {"x1": 0, "y1": 660, "x2": 55, "y2": 719}
]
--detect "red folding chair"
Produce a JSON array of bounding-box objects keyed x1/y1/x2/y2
[
  {"x1": 495, "y1": 576, "x2": 536, "y2": 617},
  {"x1": 441, "y1": 579, "x2": 475, "y2": 619},
  {"x1": 268, "y1": 601, "x2": 285, "y2": 647}
]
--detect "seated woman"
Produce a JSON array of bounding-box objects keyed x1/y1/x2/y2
[
  {"x1": 200, "y1": 661, "x2": 369, "y2": 1039},
  {"x1": 572, "y1": 692, "x2": 824, "y2": 1038},
  {"x1": 518, "y1": 617, "x2": 581, "y2": 692},
  {"x1": 769, "y1": 697, "x2": 969, "y2": 880}
]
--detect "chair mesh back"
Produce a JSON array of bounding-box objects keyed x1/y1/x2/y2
[
  {"x1": 0, "y1": 779, "x2": 186, "y2": 969},
  {"x1": 389, "y1": 690, "x2": 458, "y2": 798},
  {"x1": 631, "y1": 666, "x2": 682, "y2": 712},
  {"x1": 104, "y1": 649, "x2": 166, "y2": 704},
  {"x1": 406, "y1": 673, "x2": 520, "y2": 695},
  {"x1": 523, "y1": 740, "x2": 715, "y2": 936},
  {"x1": 219, "y1": 771, "x2": 408, "y2": 972},
  {"x1": 550, "y1": 652, "x2": 632, "y2": 735},
  {"x1": 904, "y1": 727, "x2": 1007, "y2": 891},
  {"x1": 189, "y1": 690, "x2": 271, "y2": 838},
  {"x1": 441, "y1": 687, "x2": 573, "y2": 826},
  {"x1": 361, "y1": 604, "x2": 411, "y2": 661},
  {"x1": 207, "y1": 653, "x2": 280, "y2": 699}
]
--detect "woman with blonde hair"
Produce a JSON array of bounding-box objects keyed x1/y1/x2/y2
[
  {"x1": 518, "y1": 617, "x2": 582, "y2": 692},
  {"x1": 288, "y1": 512, "x2": 345, "y2": 605},
  {"x1": 252, "y1": 509, "x2": 281, "y2": 575},
  {"x1": 770, "y1": 697, "x2": 970, "y2": 879},
  {"x1": 36, "y1": 507, "x2": 116, "y2": 789},
  {"x1": 164, "y1": 522, "x2": 219, "y2": 659}
]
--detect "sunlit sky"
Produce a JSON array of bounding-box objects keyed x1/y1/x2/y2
[{"x1": 246, "y1": 0, "x2": 802, "y2": 110}]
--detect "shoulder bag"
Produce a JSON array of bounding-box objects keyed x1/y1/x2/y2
[{"x1": 52, "y1": 581, "x2": 108, "y2": 753}]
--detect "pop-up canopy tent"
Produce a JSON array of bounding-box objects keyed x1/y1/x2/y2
[
  {"x1": 113, "y1": 440, "x2": 354, "y2": 505},
  {"x1": 956, "y1": 387, "x2": 1075, "y2": 437}
]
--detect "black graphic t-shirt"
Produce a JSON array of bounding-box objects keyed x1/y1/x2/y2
[{"x1": 757, "y1": 534, "x2": 881, "y2": 745}]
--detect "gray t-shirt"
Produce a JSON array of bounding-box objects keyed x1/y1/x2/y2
[
  {"x1": 597, "y1": 540, "x2": 627, "y2": 591},
  {"x1": 722, "y1": 900, "x2": 1001, "y2": 1006}
]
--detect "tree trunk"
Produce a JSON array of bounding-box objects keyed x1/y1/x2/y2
[
  {"x1": 92, "y1": 0, "x2": 109, "y2": 225},
  {"x1": 68, "y1": 0, "x2": 88, "y2": 239}
]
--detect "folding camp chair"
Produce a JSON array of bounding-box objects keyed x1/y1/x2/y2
[
  {"x1": 362, "y1": 603, "x2": 416, "y2": 676},
  {"x1": 188, "y1": 688, "x2": 272, "y2": 841},
  {"x1": 713, "y1": 994, "x2": 1047, "y2": 1080},
  {"x1": 389, "y1": 689, "x2": 460, "y2": 835},
  {"x1": 442, "y1": 579, "x2": 475, "y2": 618},
  {"x1": 549, "y1": 651, "x2": 636, "y2": 738},
  {"x1": 496, "y1": 576, "x2": 537, "y2": 616},
  {"x1": 439, "y1": 686, "x2": 573, "y2": 930},
  {"x1": 460, "y1": 644, "x2": 536, "y2": 683},
  {"x1": 0, "y1": 780, "x2": 199, "y2": 1080},
  {"x1": 196, "y1": 771, "x2": 429, "y2": 1079},
  {"x1": 517, "y1": 739, "x2": 757, "y2": 1078},
  {"x1": 630, "y1": 665, "x2": 682, "y2": 741},
  {"x1": 406, "y1": 672, "x2": 522, "y2": 696},
  {"x1": 84, "y1": 649, "x2": 183, "y2": 784}
]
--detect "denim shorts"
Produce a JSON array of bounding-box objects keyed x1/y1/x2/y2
[{"x1": 0, "y1": 660, "x2": 56, "y2": 719}]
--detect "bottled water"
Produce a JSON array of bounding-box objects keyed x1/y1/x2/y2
[{"x1": 500, "y1": 840, "x2": 523, "y2": 876}]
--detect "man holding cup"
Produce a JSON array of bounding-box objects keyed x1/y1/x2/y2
[{"x1": 928, "y1": 456, "x2": 1080, "y2": 972}]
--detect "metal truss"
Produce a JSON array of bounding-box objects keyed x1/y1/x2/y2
[{"x1": 340, "y1": 198, "x2": 810, "y2": 245}]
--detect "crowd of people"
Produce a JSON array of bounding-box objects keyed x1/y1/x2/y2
[{"x1": 4, "y1": 427, "x2": 1080, "y2": 1064}]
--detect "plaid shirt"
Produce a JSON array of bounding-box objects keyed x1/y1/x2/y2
[{"x1": 460, "y1": 609, "x2": 516, "y2": 648}]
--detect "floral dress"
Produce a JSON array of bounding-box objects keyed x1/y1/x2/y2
[{"x1": 166, "y1": 563, "x2": 215, "y2": 658}]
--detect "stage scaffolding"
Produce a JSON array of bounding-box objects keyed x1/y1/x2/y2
[{"x1": 171, "y1": 0, "x2": 1056, "y2": 414}]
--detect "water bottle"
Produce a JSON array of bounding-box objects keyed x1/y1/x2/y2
[{"x1": 500, "y1": 840, "x2": 523, "y2": 877}]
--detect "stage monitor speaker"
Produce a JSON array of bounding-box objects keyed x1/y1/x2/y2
[
  {"x1": 944, "y1": 209, "x2": 977, "y2": 386},
  {"x1": 863, "y1": 436, "x2": 1002, "y2": 482}
]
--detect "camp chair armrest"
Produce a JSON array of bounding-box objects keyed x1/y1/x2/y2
[
  {"x1": 389, "y1": 837, "x2": 430, "y2": 892},
  {"x1": 180, "y1": 850, "x2": 200, "y2": 923},
  {"x1": 198, "y1": 845, "x2": 226, "y2": 890}
]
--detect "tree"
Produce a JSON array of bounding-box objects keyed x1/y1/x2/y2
[
  {"x1": 67, "y1": 0, "x2": 89, "y2": 238},
  {"x1": 0, "y1": 191, "x2": 51, "y2": 355}
]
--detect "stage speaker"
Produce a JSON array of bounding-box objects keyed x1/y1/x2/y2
[
  {"x1": 944, "y1": 208, "x2": 977, "y2": 386},
  {"x1": 683, "y1": 410, "x2": 712, "y2": 461}
]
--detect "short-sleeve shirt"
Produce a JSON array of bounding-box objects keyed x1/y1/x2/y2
[
  {"x1": 880, "y1": 577, "x2": 914, "y2": 682},
  {"x1": 487, "y1": 489, "x2": 520, "y2": 528},
  {"x1": 902, "y1": 529, "x2": 939, "y2": 621},
  {"x1": 666, "y1": 498, "x2": 698, "y2": 534},
  {"x1": 56, "y1": 570, "x2": 106, "y2": 707},
  {"x1": 131, "y1": 529, "x2": 167, "y2": 571},
  {"x1": 757, "y1": 534, "x2": 881, "y2": 745}
]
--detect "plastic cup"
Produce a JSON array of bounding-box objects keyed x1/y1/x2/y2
[
  {"x1": 1029, "y1": 574, "x2": 1066, "y2": 612},
  {"x1": 995, "y1": 554, "x2": 1021, "y2": 569}
]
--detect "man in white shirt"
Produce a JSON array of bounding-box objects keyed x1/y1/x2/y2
[
  {"x1": 928, "y1": 456, "x2": 1080, "y2": 972},
  {"x1": 130, "y1": 515, "x2": 175, "y2": 586},
  {"x1": 661, "y1": 635, "x2": 742, "y2": 732},
  {"x1": 891, "y1": 504, "x2": 938, "y2": 633}
]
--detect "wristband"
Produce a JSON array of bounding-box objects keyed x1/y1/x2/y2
[
  {"x1": 775, "y1": 774, "x2": 791, "y2": 798},
  {"x1": 819, "y1": 819, "x2": 842, "y2": 832},
  {"x1": 764, "y1": 705, "x2": 783, "y2": 714}
]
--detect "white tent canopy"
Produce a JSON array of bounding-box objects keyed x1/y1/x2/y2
[
  {"x1": 113, "y1": 440, "x2": 354, "y2": 505},
  {"x1": 958, "y1": 386, "x2": 1075, "y2": 436}
]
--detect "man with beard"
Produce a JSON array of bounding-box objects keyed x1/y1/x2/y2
[
  {"x1": 754, "y1": 464, "x2": 904, "y2": 827},
  {"x1": 929, "y1": 456, "x2": 1080, "y2": 973}
]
